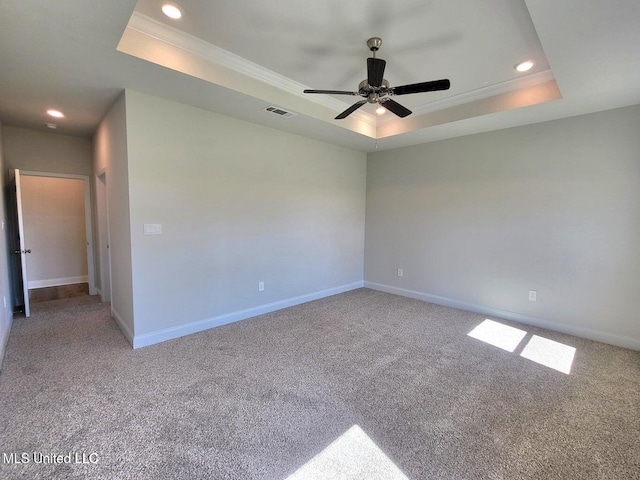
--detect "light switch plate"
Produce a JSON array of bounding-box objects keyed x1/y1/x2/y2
[{"x1": 144, "y1": 224, "x2": 162, "y2": 235}]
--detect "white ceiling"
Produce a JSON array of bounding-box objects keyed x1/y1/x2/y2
[{"x1": 0, "y1": 0, "x2": 639, "y2": 152}]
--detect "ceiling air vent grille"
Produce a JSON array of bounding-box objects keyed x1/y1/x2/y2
[{"x1": 264, "y1": 105, "x2": 296, "y2": 118}]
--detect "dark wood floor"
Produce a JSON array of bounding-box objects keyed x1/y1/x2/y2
[{"x1": 29, "y1": 283, "x2": 89, "y2": 303}]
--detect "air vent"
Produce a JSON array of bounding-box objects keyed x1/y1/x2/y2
[{"x1": 264, "y1": 105, "x2": 297, "y2": 118}]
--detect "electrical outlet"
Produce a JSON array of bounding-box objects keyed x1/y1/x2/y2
[
  {"x1": 529, "y1": 290, "x2": 537, "y2": 302},
  {"x1": 258, "y1": 281, "x2": 264, "y2": 292},
  {"x1": 397, "y1": 268, "x2": 403, "y2": 277}
]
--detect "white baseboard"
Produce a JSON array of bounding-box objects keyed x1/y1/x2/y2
[
  {"x1": 132, "y1": 281, "x2": 364, "y2": 349},
  {"x1": 111, "y1": 307, "x2": 134, "y2": 347},
  {"x1": 28, "y1": 276, "x2": 88, "y2": 289},
  {"x1": 364, "y1": 281, "x2": 640, "y2": 351}
]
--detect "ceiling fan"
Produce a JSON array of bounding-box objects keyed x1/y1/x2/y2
[{"x1": 304, "y1": 37, "x2": 451, "y2": 120}]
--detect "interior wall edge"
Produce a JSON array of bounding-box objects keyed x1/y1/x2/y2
[
  {"x1": 111, "y1": 306, "x2": 134, "y2": 347},
  {"x1": 364, "y1": 281, "x2": 640, "y2": 351},
  {"x1": 0, "y1": 121, "x2": 13, "y2": 370},
  {"x1": 0, "y1": 323, "x2": 10, "y2": 371},
  {"x1": 131, "y1": 281, "x2": 364, "y2": 349}
]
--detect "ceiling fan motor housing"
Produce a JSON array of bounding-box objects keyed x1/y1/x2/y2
[{"x1": 359, "y1": 79, "x2": 390, "y2": 103}]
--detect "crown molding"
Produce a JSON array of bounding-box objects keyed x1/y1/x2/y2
[
  {"x1": 127, "y1": 12, "x2": 376, "y2": 127},
  {"x1": 125, "y1": 12, "x2": 557, "y2": 136},
  {"x1": 377, "y1": 70, "x2": 556, "y2": 125}
]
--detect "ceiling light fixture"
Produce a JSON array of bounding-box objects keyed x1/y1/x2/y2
[
  {"x1": 376, "y1": 106, "x2": 386, "y2": 115},
  {"x1": 45, "y1": 123, "x2": 58, "y2": 129},
  {"x1": 515, "y1": 60, "x2": 535, "y2": 73},
  {"x1": 47, "y1": 109, "x2": 65, "y2": 118},
  {"x1": 161, "y1": 2, "x2": 183, "y2": 19}
]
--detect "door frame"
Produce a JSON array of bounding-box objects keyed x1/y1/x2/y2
[
  {"x1": 20, "y1": 170, "x2": 97, "y2": 295},
  {"x1": 95, "y1": 168, "x2": 111, "y2": 303},
  {"x1": 8, "y1": 169, "x2": 31, "y2": 316}
]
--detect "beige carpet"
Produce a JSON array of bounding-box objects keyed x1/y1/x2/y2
[{"x1": 0, "y1": 289, "x2": 638, "y2": 479}]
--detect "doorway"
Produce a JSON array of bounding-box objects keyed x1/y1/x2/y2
[{"x1": 8, "y1": 170, "x2": 96, "y2": 316}]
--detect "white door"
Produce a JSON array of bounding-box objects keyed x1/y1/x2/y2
[{"x1": 9, "y1": 169, "x2": 31, "y2": 317}]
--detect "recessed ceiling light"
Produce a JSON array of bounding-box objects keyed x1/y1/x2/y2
[
  {"x1": 45, "y1": 123, "x2": 58, "y2": 129},
  {"x1": 376, "y1": 106, "x2": 386, "y2": 115},
  {"x1": 515, "y1": 60, "x2": 535, "y2": 73},
  {"x1": 161, "y1": 2, "x2": 183, "y2": 19},
  {"x1": 47, "y1": 109, "x2": 65, "y2": 118}
]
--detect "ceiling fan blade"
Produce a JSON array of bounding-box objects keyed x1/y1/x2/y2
[
  {"x1": 380, "y1": 98, "x2": 412, "y2": 118},
  {"x1": 304, "y1": 89, "x2": 359, "y2": 95},
  {"x1": 335, "y1": 100, "x2": 367, "y2": 119},
  {"x1": 392, "y1": 79, "x2": 450, "y2": 95},
  {"x1": 367, "y1": 58, "x2": 386, "y2": 87}
]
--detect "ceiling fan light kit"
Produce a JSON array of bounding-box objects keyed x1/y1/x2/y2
[{"x1": 304, "y1": 37, "x2": 451, "y2": 120}]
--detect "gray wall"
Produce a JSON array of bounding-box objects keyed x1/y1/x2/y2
[
  {"x1": 2, "y1": 126, "x2": 92, "y2": 176},
  {"x1": 0, "y1": 124, "x2": 14, "y2": 369},
  {"x1": 20, "y1": 176, "x2": 88, "y2": 287},
  {"x1": 124, "y1": 90, "x2": 366, "y2": 343},
  {"x1": 365, "y1": 104, "x2": 640, "y2": 349},
  {"x1": 7, "y1": 91, "x2": 635, "y2": 354},
  {"x1": 93, "y1": 92, "x2": 135, "y2": 340}
]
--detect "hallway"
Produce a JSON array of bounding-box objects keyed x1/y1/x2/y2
[{"x1": 29, "y1": 282, "x2": 90, "y2": 303}]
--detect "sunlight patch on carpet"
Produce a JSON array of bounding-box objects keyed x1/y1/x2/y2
[
  {"x1": 467, "y1": 319, "x2": 527, "y2": 352},
  {"x1": 286, "y1": 424, "x2": 409, "y2": 480},
  {"x1": 520, "y1": 335, "x2": 576, "y2": 374}
]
